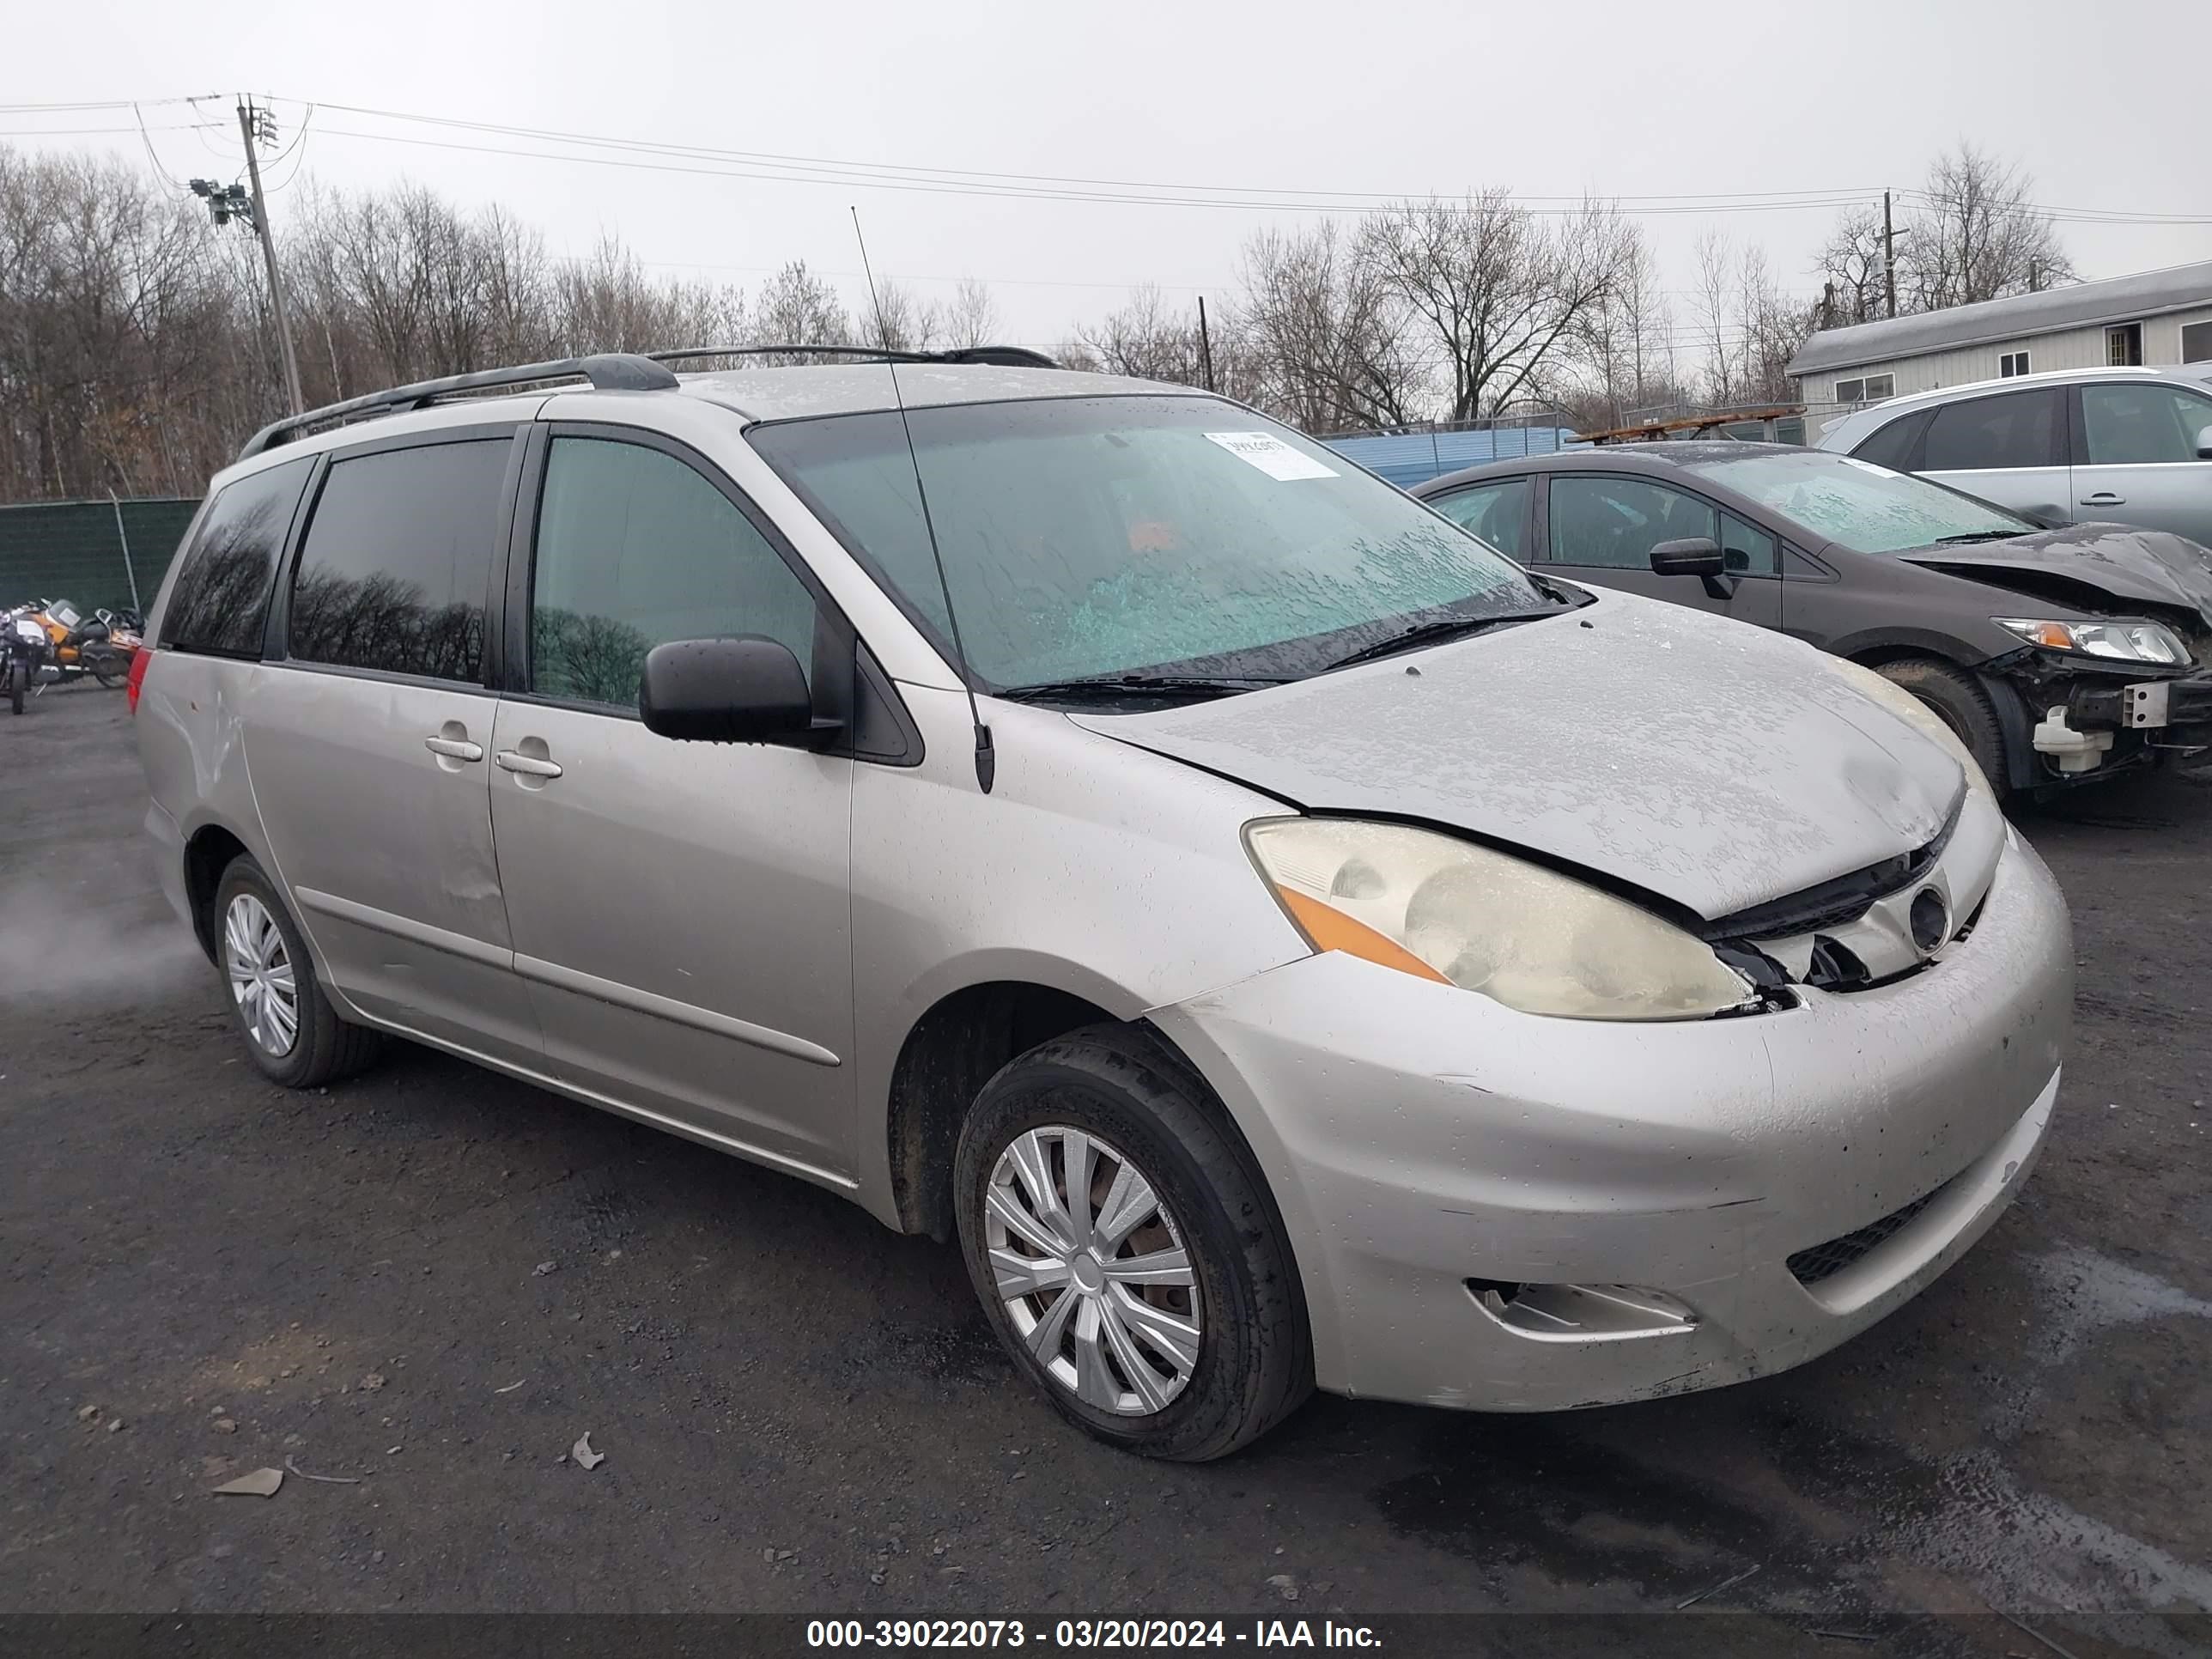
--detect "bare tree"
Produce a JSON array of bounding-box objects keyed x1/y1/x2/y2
[
  {"x1": 752, "y1": 258, "x2": 851, "y2": 349},
  {"x1": 942, "y1": 276, "x2": 1002, "y2": 350},
  {"x1": 857, "y1": 276, "x2": 944, "y2": 352},
  {"x1": 1360, "y1": 191, "x2": 1628, "y2": 422},
  {"x1": 1237, "y1": 220, "x2": 1425, "y2": 431},
  {"x1": 1900, "y1": 143, "x2": 2075, "y2": 312},
  {"x1": 1814, "y1": 203, "x2": 1887, "y2": 326}
]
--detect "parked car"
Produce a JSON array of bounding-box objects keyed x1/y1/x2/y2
[
  {"x1": 1815, "y1": 365, "x2": 2212, "y2": 547},
  {"x1": 1413, "y1": 444, "x2": 2212, "y2": 798},
  {"x1": 135, "y1": 351, "x2": 2070, "y2": 1459}
]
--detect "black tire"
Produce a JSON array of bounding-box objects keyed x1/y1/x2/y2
[
  {"x1": 8, "y1": 660, "x2": 23, "y2": 715},
  {"x1": 1874, "y1": 658, "x2": 2008, "y2": 794},
  {"x1": 954, "y1": 1023, "x2": 1312, "y2": 1461},
  {"x1": 90, "y1": 650, "x2": 128, "y2": 689},
  {"x1": 212, "y1": 855, "x2": 383, "y2": 1088}
]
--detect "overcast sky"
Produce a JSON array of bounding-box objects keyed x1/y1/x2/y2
[{"x1": 7, "y1": 0, "x2": 2208, "y2": 347}]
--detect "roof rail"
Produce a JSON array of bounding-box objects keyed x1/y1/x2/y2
[
  {"x1": 646, "y1": 343, "x2": 1060, "y2": 370},
  {"x1": 236, "y1": 352, "x2": 680, "y2": 460}
]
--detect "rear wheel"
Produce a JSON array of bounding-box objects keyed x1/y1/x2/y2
[
  {"x1": 954, "y1": 1024, "x2": 1311, "y2": 1461},
  {"x1": 213, "y1": 855, "x2": 382, "y2": 1088},
  {"x1": 91, "y1": 650, "x2": 128, "y2": 689},
  {"x1": 1874, "y1": 658, "x2": 2008, "y2": 794}
]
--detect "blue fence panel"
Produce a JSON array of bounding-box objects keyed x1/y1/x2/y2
[{"x1": 1318, "y1": 428, "x2": 1581, "y2": 489}]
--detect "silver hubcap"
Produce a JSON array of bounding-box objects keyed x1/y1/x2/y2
[
  {"x1": 985, "y1": 1126, "x2": 1201, "y2": 1416},
  {"x1": 223, "y1": 894, "x2": 298, "y2": 1057}
]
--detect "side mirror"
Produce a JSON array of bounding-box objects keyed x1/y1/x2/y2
[
  {"x1": 2019, "y1": 504, "x2": 2069, "y2": 530},
  {"x1": 638, "y1": 635, "x2": 836, "y2": 745},
  {"x1": 2196, "y1": 424, "x2": 2212, "y2": 461},
  {"x1": 1649, "y1": 538, "x2": 1726, "y2": 577}
]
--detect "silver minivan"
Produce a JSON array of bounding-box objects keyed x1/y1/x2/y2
[
  {"x1": 134, "y1": 350, "x2": 2073, "y2": 1458},
  {"x1": 1818, "y1": 365, "x2": 2212, "y2": 545}
]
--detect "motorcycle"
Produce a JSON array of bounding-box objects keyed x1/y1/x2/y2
[
  {"x1": 21, "y1": 598, "x2": 135, "y2": 690},
  {"x1": 5, "y1": 608, "x2": 49, "y2": 714}
]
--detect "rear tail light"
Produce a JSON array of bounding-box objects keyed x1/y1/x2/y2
[{"x1": 126, "y1": 647, "x2": 154, "y2": 714}]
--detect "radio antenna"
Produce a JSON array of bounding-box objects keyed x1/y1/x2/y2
[{"x1": 850, "y1": 207, "x2": 994, "y2": 793}]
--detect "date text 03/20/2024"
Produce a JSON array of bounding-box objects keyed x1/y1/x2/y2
[{"x1": 805, "y1": 1620, "x2": 1382, "y2": 1649}]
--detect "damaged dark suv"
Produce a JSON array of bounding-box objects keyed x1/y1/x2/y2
[{"x1": 1416, "y1": 443, "x2": 2212, "y2": 798}]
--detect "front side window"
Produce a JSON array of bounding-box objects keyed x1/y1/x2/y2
[
  {"x1": 1547, "y1": 477, "x2": 1717, "y2": 570},
  {"x1": 1678, "y1": 450, "x2": 2030, "y2": 554},
  {"x1": 748, "y1": 396, "x2": 1552, "y2": 690},
  {"x1": 529, "y1": 437, "x2": 819, "y2": 708},
  {"x1": 1428, "y1": 478, "x2": 1528, "y2": 558},
  {"x1": 2081, "y1": 382, "x2": 2212, "y2": 466},
  {"x1": 287, "y1": 440, "x2": 508, "y2": 682},
  {"x1": 1919, "y1": 389, "x2": 2064, "y2": 471},
  {"x1": 161, "y1": 458, "x2": 315, "y2": 657},
  {"x1": 1720, "y1": 512, "x2": 1779, "y2": 575}
]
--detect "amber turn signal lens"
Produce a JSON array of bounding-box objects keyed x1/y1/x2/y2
[{"x1": 1273, "y1": 887, "x2": 1451, "y2": 985}]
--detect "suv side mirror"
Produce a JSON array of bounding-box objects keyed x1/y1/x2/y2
[
  {"x1": 2196, "y1": 424, "x2": 2212, "y2": 461},
  {"x1": 1649, "y1": 538, "x2": 1726, "y2": 577},
  {"x1": 639, "y1": 636, "x2": 836, "y2": 745},
  {"x1": 2018, "y1": 504, "x2": 2069, "y2": 530}
]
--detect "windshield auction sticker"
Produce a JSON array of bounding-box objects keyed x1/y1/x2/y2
[{"x1": 1205, "y1": 431, "x2": 1339, "y2": 481}]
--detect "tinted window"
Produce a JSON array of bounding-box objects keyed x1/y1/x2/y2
[
  {"x1": 1920, "y1": 390, "x2": 2063, "y2": 471},
  {"x1": 2081, "y1": 382, "x2": 2212, "y2": 465},
  {"x1": 2184, "y1": 323, "x2": 2212, "y2": 365},
  {"x1": 288, "y1": 441, "x2": 509, "y2": 682},
  {"x1": 1850, "y1": 412, "x2": 1925, "y2": 471},
  {"x1": 1547, "y1": 477, "x2": 1717, "y2": 570},
  {"x1": 159, "y1": 458, "x2": 313, "y2": 657},
  {"x1": 530, "y1": 437, "x2": 819, "y2": 708},
  {"x1": 1720, "y1": 512, "x2": 1778, "y2": 575},
  {"x1": 748, "y1": 397, "x2": 1550, "y2": 690},
  {"x1": 1428, "y1": 479, "x2": 1529, "y2": 558}
]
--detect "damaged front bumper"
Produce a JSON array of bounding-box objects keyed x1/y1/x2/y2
[
  {"x1": 1149, "y1": 831, "x2": 2071, "y2": 1412},
  {"x1": 2033, "y1": 661, "x2": 2212, "y2": 776}
]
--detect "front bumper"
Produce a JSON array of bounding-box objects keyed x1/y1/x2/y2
[{"x1": 1151, "y1": 832, "x2": 2072, "y2": 1411}]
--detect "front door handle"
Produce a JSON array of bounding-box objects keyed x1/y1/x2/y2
[
  {"x1": 495, "y1": 749, "x2": 564, "y2": 779},
  {"x1": 424, "y1": 735, "x2": 483, "y2": 762},
  {"x1": 2081, "y1": 491, "x2": 2126, "y2": 506}
]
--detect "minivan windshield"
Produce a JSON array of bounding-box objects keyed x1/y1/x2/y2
[
  {"x1": 1676, "y1": 449, "x2": 2033, "y2": 554},
  {"x1": 749, "y1": 395, "x2": 1558, "y2": 691}
]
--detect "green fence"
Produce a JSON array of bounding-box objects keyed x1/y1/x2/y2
[{"x1": 1, "y1": 497, "x2": 202, "y2": 616}]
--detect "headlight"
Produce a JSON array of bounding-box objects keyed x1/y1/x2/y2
[
  {"x1": 1823, "y1": 656, "x2": 1992, "y2": 802},
  {"x1": 1994, "y1": 617, "x2": 2189, "y2": 665},
  {"x1": 1244, "y1": 818, "x2": 1756, "y2": 1020}
]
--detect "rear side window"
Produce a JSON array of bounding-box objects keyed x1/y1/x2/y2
[
  {"x1": 287, "y1": 440, "x2": 511, "y2": 683},
  {"x1": 1428, "y1": 479, "x2": 1529, "y2": 558},
  {"x1": 1849, "y1": 412, "x2": 1926, "y2": 471},
  {"x1": 1920, "y1": 390, "x2": 2063, "y2": 471},
  {"x1": 159, "y1": 458, "x2": 313, "y2": 657}
]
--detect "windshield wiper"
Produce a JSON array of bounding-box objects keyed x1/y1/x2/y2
[
  {"x1": 1320, "y1": 610, "x2": 1558, "y2": 672},
  {"x1": 994, "y1": 674, "x2": 1289, "y2": 704},
  {"x1": 1932, "y1": 531, "x2": 2024, "y2": 545}
]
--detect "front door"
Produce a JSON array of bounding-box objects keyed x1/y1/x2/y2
[
  {"x1": 2073, "y1": 380, "x2": 2212, "y2": 544},
  {"x1": 1540, "y1": 471, "x2": 1785, "y2": 630},
  {"x1": 487, "y1": 428, "x2": 858, "y2": 1179},
  {"x1": 246, "y1": 432, "x2": 544, "y2": 1066}
]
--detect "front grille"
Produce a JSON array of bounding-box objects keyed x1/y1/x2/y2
[{"x1": 1787, "y1": 1180, "x2": 1950, "y2": 1285}]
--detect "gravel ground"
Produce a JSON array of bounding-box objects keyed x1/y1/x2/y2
[{"x1": 3, "y1": 684, "x2": 2207, "y2": 1650}]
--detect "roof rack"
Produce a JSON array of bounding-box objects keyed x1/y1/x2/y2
[
  {"x1": 1576, "y1": 404, "x2": 1806, "y2": 445},
  {"x1": 236, "y1": 352, "x2": 680, "y2": 460},
  {"x1": 646, "y1": 343, "x2": 1060, "y2": 370}
]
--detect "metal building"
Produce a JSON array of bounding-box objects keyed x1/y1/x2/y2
[{"x1": 1788, "y1": 260, "x2": 2212, "y2": 413}]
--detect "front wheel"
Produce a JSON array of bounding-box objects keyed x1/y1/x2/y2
[
  {"x1": 1874, "y1": 658, "x2": 2008, "y2": 795},
  {"x1": 8, "y1": 660, "x2": 24, "y2": 714},
  {"x1": 954, "y1": 1024, "x2": 1311, "y2": 1461}
]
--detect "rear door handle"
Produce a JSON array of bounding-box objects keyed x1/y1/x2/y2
[
  {"x1": 423, "y1": 736, "x2": 483, "y2": 762},
  {"x1": 2081, "y1": 492, "x2": 2126, "y2": 505},
  {"x1": 494, "y1": 750, "x2": 563, "y2": 779}
]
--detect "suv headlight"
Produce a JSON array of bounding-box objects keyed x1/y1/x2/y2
[
  {"x1": 1994, "y1": 617, "x2": 2189, "y2": 665},
  {"x1": 1244, "y1": 818, "x2": 1756, "y2": 1020},
  {"x1": 1824, "y1": 656, "x2": 1993, "y2": 803}
]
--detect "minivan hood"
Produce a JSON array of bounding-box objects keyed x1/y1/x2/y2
[
  {"x1": 1068, "y1": 592, "x2": 1963, "y2": 921},
  {"x1": 1895, "y1": 523, "x2": 2212, "y2": 625}
]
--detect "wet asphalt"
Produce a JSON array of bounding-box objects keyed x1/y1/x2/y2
[{"x1": 2, "y1": 684, "x2": 2207, "y2": 1652}]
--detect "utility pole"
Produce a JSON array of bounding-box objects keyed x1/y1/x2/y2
[
  {"x1": 236, "y1": 96, "x2": 304, "y2": 415},
  {"x1": 1881, "y1": 191, "x2": 1898, "y2": 319},
  {"x1": 2028, "y1": 258, "x2": 2041, "y2": 294},
  {"x1": 1196, "y1": 295, "x2": 1217, "y2": 393}
]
